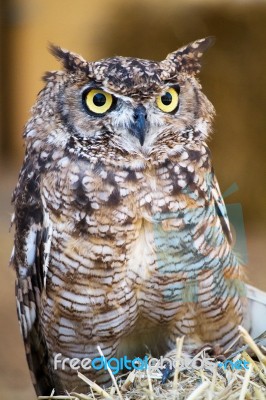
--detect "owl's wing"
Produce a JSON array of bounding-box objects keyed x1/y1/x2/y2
[
  {"x1": 11, "y1": 157, "x2": 54, "y2": 396},
  {"x1": 211, "y1": 173, "x2": 232, "y2": 244}
]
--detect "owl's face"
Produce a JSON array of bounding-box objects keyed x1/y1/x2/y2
[{"x1": 30, "y1": 38, "x2": 215, "y2": 162}]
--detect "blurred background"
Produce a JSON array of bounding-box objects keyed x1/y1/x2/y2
[{"x1": 1, "y1": 0, "x2": 266, "y2": 398}]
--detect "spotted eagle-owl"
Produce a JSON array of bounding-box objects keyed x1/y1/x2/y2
[{"x1": 11, "y1": 37, "x2": 247, "y2": 395}]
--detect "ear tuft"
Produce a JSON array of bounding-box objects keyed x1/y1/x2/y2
[
  {"x1": 178, "y1": 36, "x2": 216, "y2": 57},
  {"x1": 162, "y1": 37, "x2": 215, "y2": 76},
  {"x1": 49, "y1": 44, "x2": 88, "y2": 73}
]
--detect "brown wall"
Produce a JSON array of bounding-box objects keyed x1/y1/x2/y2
[{"x1": 0, "y1": 1, "x2": 266, "y2": 399}]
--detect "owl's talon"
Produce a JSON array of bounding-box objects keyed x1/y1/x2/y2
[
  {"x1": 160, "y1": 362, "x2": 175, "y2": 384},
  {"x1": 193, "y1": 343, "x2": 225, "y2": 361}
]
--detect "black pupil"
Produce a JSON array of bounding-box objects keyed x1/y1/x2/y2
[
  {"x1": 93, "y1": 93, "x2": 106, "y2": 107},
  {"x1": 161, "y1": 92, "x2": 172, "y2": 105}
]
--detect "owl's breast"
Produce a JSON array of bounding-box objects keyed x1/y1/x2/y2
[{"x1": 41, "y1": 151, "x2": 218, "y2": 328}]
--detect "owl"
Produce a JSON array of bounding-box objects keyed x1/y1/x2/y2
[{"x1": 11, "y1": 37, "x2": 247, "y2": 396}]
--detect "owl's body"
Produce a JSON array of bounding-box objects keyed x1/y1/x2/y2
[{"x1": 12, "y1": 38, "x2": 246, "y2": 395}]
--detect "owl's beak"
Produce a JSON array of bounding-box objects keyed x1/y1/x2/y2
[{"x1": 129, "y1": 105, "x2": 148, "y2": 146}]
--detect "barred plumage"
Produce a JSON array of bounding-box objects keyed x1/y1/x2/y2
[{"x1": 11, "y1": 37, "x2": 247, "y2": 395}]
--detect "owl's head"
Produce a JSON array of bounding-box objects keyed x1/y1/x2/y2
[{"x1": 31, "y1": 38, "x2": 215, "y2": 162}]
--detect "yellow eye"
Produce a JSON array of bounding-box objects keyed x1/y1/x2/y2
[
  {"x1": 156, "y1": 87, "x2": 179, "y2": 113},
  {"x1": 83, "y1": 89, "x2": 114, "y2": 115}
]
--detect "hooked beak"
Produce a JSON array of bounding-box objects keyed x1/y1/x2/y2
[{"x1": 129, "y1": 105, "x2": 148, "y2": 146}]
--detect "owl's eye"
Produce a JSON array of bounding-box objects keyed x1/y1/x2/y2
[
  {"x1": 83, "y1": 89, "x2": 114, "y2": 115},
  {"x1": 156, "y1": 87, "x2": 179, "y2": 113}
]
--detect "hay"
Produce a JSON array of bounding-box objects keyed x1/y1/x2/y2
[{"x1": 38, "y1": 326, "x2": 266, "y2": 400}]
